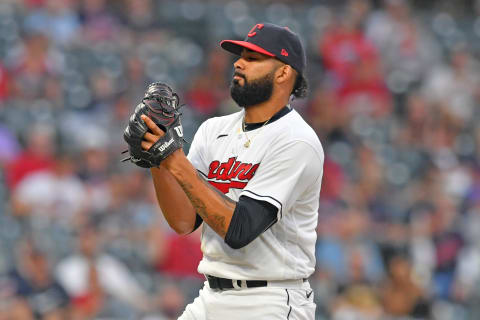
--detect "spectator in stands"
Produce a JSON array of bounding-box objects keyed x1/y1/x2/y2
[
  {"x1": 0, "y1": 124, "x2": 20, "y2": 167},
  {"x1": 23, "y1": 0, "x2": 81, "y2": 47},
  {"x1": 79, "y1": 0, "x2": 120, "y2": 43},
  {"x1": 6, "y1": 123, "x2": 56, "y2": 191},
  {"x1": 422, "y1": 44, "x2": 480, "y2": 125},
  {"x1": 381, "y1": 254, "x2": 429, "y2": 318},
  {"x1": 7, "y1": 32, "x2": 58, "y2": 101},
  {"x1": 55, "y1": 219, "x2": 153, "y2": 318},
  {"x1": 11, "y1": 153, "x2": 87, "y2": 222},
  {"x1": 157, "y1": 283, "x2": 187, "y2": 320},
  {"x1": 366, "y1": 0, "x2": 441, "y2": 95},
  {"x1": 121, "y1": 0, "x2": 158, "y2": 32},
  {"x1": 185, "y1": 49, "x2": 231, "y2": 118},
  {"x1": 0, "y1": 62, "x2": 10, "y2": 103},
  {"x1": 5, "y1": 239, "x2": 70, "y2": 319},
  {"x1": 331, "y1": 282, "x2": 383, "y2": 320},
  {"x1": 431, "y1": 196, "x2": 464, "y2": 300},
  {"x1": 316, "y1": 207, "x2": 385, "y2": 286},
  {"x1": 151, "y1": 227, "x2": 203, "y2": 280}
]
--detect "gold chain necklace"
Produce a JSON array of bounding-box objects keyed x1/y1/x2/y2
[{"x1": 242, "y1": 117, "x2": 271, "y2": 148}]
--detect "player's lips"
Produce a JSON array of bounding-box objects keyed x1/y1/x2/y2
[{"x1": 233, "y1": 72, "x2": 246, "y2": 80}]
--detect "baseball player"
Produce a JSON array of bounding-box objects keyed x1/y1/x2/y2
[{"x1": 124, "y1": 23, "x2": 324, "y2": 319}]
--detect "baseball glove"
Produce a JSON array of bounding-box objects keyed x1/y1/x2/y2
[{"x1": 122, "y1": 82, "x2": 184, "y2": 168}]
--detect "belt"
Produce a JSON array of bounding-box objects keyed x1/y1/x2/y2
[{"x1": 206, "y1": 275, "x2": 307, "y2": 290}]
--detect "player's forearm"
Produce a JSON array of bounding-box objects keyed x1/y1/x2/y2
[
  {"x1": 163, "y1": 150, "x2": 235, "y2": 238},
  {"x1": 150, "y1": 166, "x2": 197, "y2": 235}
]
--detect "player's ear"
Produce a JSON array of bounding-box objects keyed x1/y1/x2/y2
[{"x1": 274, "y1": 64, "x2": 293, "y2": 85}]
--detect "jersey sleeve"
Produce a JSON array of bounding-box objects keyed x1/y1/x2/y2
[
  {"x1": 186, "y1": 120, "x2": 209, "y2": 175},
  {"x1": 240, "y1": 140, "x2": 323, "y2": 220}
]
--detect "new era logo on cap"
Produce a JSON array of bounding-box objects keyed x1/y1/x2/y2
[{"x1": 220, "y1": 22, "x2": 306, "y2": 74}]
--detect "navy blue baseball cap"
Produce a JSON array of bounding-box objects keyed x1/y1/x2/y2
[{"x1": 220, "y1": 23, "x2": 306, "y2": 75}]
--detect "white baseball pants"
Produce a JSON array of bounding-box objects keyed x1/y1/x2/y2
[{"x1": 178, "y1": 280, "x2": 316, "y2": 320}]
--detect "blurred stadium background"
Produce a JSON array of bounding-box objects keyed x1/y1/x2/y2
[{"x1": 1, "y1": 0, "x2": 480, "y2": 319}]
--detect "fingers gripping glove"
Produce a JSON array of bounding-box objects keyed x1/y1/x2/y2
[
  {"x1": 145, "y1": 115, "x2": 184, "y2": 166},
  {"x1": 122, "y1": 82, "x2": 184, "y2": 168}
]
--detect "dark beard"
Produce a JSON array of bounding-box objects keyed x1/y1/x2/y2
[{"x1": 230, "y1": 71, "x2": 274, "y2": 108}]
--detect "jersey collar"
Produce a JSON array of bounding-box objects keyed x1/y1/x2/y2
[{"x1": 243, "y1": 105, "x2": 292, "y2": 132}]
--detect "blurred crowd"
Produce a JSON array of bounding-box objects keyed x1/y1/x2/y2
[{"x1": 1, "y1": 0, "x2": 480, "y2": 319}]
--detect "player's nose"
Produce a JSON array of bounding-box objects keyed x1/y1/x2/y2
[{"x1": 233, "y1": 57, "x2": 246, "y2": 70}]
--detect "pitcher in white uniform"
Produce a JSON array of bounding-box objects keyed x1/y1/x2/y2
[{"x1": 139, "y1": 23, "x2": 324, "y2": 319}]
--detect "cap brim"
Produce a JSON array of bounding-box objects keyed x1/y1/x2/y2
[{"x1": 220, "y1": 40, "x2": 275, "y2": 57}]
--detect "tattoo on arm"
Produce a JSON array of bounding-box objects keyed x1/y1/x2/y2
[
  {"x1": 197, "y1": 172, "x2": 236, "y2": 207},
  {"x1": 176, "y1": 172, "x2": 236, "y2": 237}
]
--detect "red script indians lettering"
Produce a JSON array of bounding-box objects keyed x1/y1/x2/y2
[{"x1": 207, "y1": 157, "x2": 259, "y2": 194}]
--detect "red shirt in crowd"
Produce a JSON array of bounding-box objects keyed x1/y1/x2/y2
[{"x1": 156, "y1": 233, "x2": 203, "y2": 279}]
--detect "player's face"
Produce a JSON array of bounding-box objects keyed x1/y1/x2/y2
[{"x1": 230, "y1": 50, "x2": 278, "y2": 108}]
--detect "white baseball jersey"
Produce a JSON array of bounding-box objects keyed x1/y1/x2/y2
[{"x1": 187, "y1": 107, "x2": 324, "y2": 281}]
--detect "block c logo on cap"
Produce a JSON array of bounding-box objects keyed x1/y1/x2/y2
[
  {"x1": 248, "y1": 23, "x2": 264, "y2": 37},
  {"x1": 281, "y1": 49, "x2": 289, "y2": 56}
]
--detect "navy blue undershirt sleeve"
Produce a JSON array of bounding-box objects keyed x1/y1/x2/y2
[
  {"x1": 224, "y1": 195, "x2": 278, "y2": 249},
  {"x1": 190, "y1": 214, "x2": 203, "y2": 233}
]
